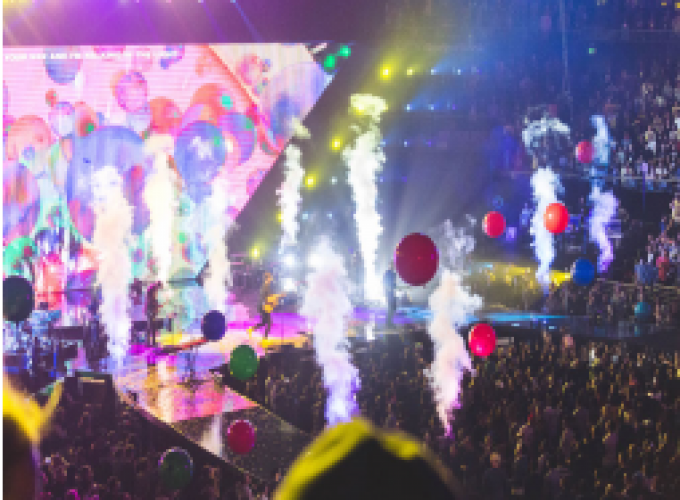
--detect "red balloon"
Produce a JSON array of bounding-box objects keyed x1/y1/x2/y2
[
  {"x1": 226, "y1": 420, "x2": 256, "y2": 455},
  {"x1": 395, "y1": 233, "x2": 439, "y2": 286},
  {"x1": 483, "y1": 211, "x2": 506, "y2": 238},
  {"x1": 543, "y1": 202, "x2": 569, "y2": 234},
  {"x1": 468, "y1": 323, "x2": 496, "y2": 357},
  {"x1": 575, "y1": 141, "x2": 594, "y2": 164}
]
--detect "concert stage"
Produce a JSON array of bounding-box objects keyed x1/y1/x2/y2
[{"x1": 37, "y1": 296, "x2": 672, "y2": 481}]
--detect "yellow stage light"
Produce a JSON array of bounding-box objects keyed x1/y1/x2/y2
[
  {"x1": 331, "y1": 139, "x2": 342, "y2": 150},
  {"x1": 306, "y1": 176, "x2": 315, "y2": 188},
  {"x1": 381, "y1": 67, "x2": 391, "y2": 79},
  {"x1": 251, "y1": 247, "x2": 260, "y2": 259},
  {"x1": 407, "y1": 68, "x2": 414, "y2": 76}
]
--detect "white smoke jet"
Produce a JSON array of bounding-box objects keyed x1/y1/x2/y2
[
  {"x1": 426, "y1": 270, "x2": 479, "y2": 432},
  {"x1": 143, "y1": 135, "x2": 177, "y2": 284},
  {"x1": 522, "y1": 115, "x2": 571, "y2": 153},
  {"x1": 438, "y1": 219, "x2": 476, "y2": 271},
  {"x1": 278, "y1": 145, "x2": 305, "y2": 248},
  {"x1": 204, "y1": 176, "x2": 233, "y2": 314},
  {"x1": 343, "y1": 94, "x2": 388, "y2": 302},
  {"x1": 92, "y1": 166, "x2": 133, "y2": 365},
  {"x1": 530, "y1": 167, "x2": 562, "y2": 288},
  {"x1": 591, "y1": 115, "x2": 614, "y2": 166},
  {"x1": 301, "y1": 238, "x2": 359, "y2": 426},
  {"x1": 589, "y1": 186, "x2": 618, "y2": 273},
  {"x1": 522, "y1": 108, "x2": 572, "y2": 168}
]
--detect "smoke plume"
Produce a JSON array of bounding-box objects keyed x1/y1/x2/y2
[
  {"x1": 204, "y1": 176, "x2": 233, "y2": 314},
  {"x1": 589, "y1": 186, "x2": 618, "y2": 273},
  {"x1": 426, "y1": 270, "x2": 479, "y2": 432},
  {"x1": 425, "y1": 219, "x2": 481, "y2": 431},
  {"x1": 143, "y1": 135, "x2": 177, "y2": 284},
  {"x1": 530, "y1": 167, "x2": 562, "y2": 288},
  {"x1": 301, "y1": 238, "x2": 359, "y2": 426},
  {"x1": 91, "y1": 166, "x2": 133, "y2": 365},
  {"x1": 343, "y1": 94, "x2": 388, "y2": 302},
  {"x1": 278, "y1": 145, "x2": 305, "y2": 248}
]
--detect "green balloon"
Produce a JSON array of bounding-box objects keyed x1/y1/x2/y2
[
  {"x1": 230, "y1": 344, "x2": 259, "y2": 380},
  {"x1": 158, "y1": 448, "x2": 193, "y2": 491}
]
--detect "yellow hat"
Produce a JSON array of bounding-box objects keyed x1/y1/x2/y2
[{"x1": 275, "y1": 418, "x2": 465, "y2": 500}]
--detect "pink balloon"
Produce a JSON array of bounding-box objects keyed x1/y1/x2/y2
[
  {"x1": 468, "y1": 323, "x2": 496, "y2": 357},
  {"x1": 226, "y1": 420, "x2": 256, "y2": 455},
  {"x1": 576, "y1": 141, "x2": 594, "y2": 164},
  {"x1": 395, "y1": 233, "x2": 439, "y2": 286},
  {"x1": 483, "y1": 211, "x2": 506, "y2": 238}
]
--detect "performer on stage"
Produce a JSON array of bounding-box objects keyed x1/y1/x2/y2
[
  {"x1": 146, "y1": 281, "x2": 162, "y2": 347},
  {"x1": 249, "y1": 272, "x2": 282, "y2": 340},
  {"x1": 384, "y1": 262, "x2": 397, "y2": 328}
]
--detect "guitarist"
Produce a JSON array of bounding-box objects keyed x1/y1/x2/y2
[
  {"x1": 249, "y1": 272, "x2": 280, "y2": 339},
  {"x1": 384, "y1": 262, "x2": 397, "y2": 328}
]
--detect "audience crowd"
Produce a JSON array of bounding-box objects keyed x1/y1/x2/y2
[{"x1": 246, "y1": 335, "x2": 680, "y2": 500}]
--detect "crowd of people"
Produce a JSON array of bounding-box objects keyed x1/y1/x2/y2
[{"x1": 241, "y1": 333, "x2": 680, "y2": 499}]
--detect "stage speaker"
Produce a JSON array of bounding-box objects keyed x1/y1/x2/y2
[{"x1": 76, "y1": 371, "x2": 114, "y2": 406}]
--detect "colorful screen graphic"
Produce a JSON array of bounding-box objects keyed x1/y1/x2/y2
[{"x1": 3, "y1": 44, "x2": 330, "y2": 314}]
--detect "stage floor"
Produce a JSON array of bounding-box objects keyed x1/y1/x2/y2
[{"x1": 111, "y1": 329, "x2": 312, "y2": 481}]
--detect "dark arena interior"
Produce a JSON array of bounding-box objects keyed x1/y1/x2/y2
[{"x1": 3, "y1": 1, "x2": 680, "y2": 499}]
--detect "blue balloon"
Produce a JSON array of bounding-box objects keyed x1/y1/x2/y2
[
  {"x1": 571, "y1": 258, "x2": 595, "y2": 286},
  {"x1": 201, "y1": 310, "x2": 227, "y2": 341},
  {"x1": 44, "y1": 48, "x2": 83, "y2": 85},
  {"x1": 174, "y1": 121, "x2": 226, "y2": 204},
  {"x1": 634, "y1": 302, "x2": 652, "y2": 321}
]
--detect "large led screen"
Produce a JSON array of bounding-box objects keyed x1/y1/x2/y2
[{"x1": 3, "y1": 44, "x2": 331, "y2": 316}]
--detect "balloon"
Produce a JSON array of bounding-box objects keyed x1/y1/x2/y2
[
  {"x1": 483, "y1": 211, "x2": 506, "y2": 238},
  {"x1": 73, "y1": 102, "x2": 100, "y2": 137},
  {"x1": 46, "y1": 90, "x2": 58, "y2": 108},
  {"x1": 201, "y1": 310, "x2": 226, "y2": 341},
  {"x1": 5, "y1": 115, "x2": 51, "y2": 164},
  {"x1": 230, "y1": 345, "x2": 259, "y2": 380},
  {"x1": 571, "y1": 258, "x2": 595, "y2": 286},
  {"x1": 395, "y1": 233, "x2": 439, "y2": 286},
  {"x1": 576, "y1": 141, "x2": 594, "y2": 164},
  {"x1": 3, "y1": 276, "x2": 35, "y2": 323},
  {"x1": 44, "y1": 47, "x2": 83, "y2": 85},
  {"x1": 114, "y1": 71, "x2": 149, "y2": 113},
  {"x1": 149, "y1": 97, "x2": 182, "y2": 135},
  {"x1": 543, "y1": 202, "x2": 569, "y2": 234},
  {"x1": 634, "y1": 302, "x2": 652, "y2": 322},
  {"x1": 158, "y1": 448, "x2": 193, "y2": 491},
  {"x1": 226, "y1": 420, "x2": 256, "y2": 455},
  {"x1": 468, "y1": 323, "x2": 496, "y2": 357},
  {"x1": 174, "y1": 121, "x2": 226, "y2": 203}
]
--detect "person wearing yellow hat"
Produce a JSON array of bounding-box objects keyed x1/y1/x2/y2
[{"x1": 274, "y1": 418, "x2": 466, "y2": 500}]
